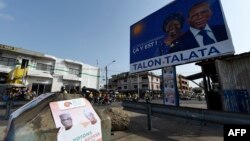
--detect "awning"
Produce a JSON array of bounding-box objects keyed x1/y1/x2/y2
[{"x1": 184, "y1": 72, "x2": 203, "y2": 81}]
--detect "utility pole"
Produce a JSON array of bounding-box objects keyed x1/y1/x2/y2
[
  {"x1": 105, "y1": 60, "x2": 115, "y2": 91},
  {"x1": 105, "y1": 66, "x2": 108, "y2": 91}
]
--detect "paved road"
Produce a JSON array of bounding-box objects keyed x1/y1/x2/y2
[
  {"x1": 137, "y1": 98, "x2": 207, "y2": 109},
  {"x1": 111, "y1": 109, "x2": 223, "y2": 141}
]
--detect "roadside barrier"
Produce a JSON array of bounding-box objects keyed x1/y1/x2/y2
[{"x1": 122, "y1": 100, "x2": 250, "y2": 125}]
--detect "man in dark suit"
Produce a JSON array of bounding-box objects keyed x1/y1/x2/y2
[{"x1": 173, "y1": 1, "x2": 228, "y2": 52}]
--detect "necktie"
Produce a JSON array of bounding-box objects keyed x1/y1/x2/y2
[{"x1": 199, "y1": 30, "x2": 215, "y2": 45}]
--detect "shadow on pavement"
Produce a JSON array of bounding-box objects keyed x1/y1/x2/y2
[{"x1": 112, "y1": 108, "x2": 223, "y2": 141}]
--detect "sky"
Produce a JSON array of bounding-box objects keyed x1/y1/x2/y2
[{"x1": 0, "y1": 0, "x2": 249, "y2": 86}]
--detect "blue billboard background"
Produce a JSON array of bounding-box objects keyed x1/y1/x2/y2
[{"x1": 130, "y1": 0, "x2": 227, "y2": 64}]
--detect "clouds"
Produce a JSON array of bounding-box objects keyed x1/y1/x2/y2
[
  {"x1": 0, "y1": 0, "x2": 14, "y2": 21},
  {"x1": 0, "y1": 13, "x2": 14, "y2": 21},
  {"x1": 0, "y1": 0, "x2": 6, "y2": 10}
]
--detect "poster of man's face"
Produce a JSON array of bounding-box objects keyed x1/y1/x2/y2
[
  {"x1": 59, "y1": 113, "x2": 73, "y2": 130},
  {"x1": 49, "y1": 98, "x2": 103, "y2": 141}
]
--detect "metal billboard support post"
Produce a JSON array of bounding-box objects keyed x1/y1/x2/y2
[
  {"x1": 137, "y1": 73, "x2": 140, "y2": 98},
  {"x1": 146, "y1": 99, "x2": 152, "y2": 131}
]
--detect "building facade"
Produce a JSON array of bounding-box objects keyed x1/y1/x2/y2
[
  {"x1": 0, "y1": 44, "x2": 100, "y2": 94},
  {"x1": 108, "y1": 71, "x2": 161, "y2": 97},
  {"x1": 176, "y1": 74, "x2": 191, "y2": 94}
]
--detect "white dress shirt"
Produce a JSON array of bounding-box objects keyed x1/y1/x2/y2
[{"x1": 189, "y1": 24, "x2": 217, "y2": 46}]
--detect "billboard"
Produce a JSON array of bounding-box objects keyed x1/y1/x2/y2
[{"x1": 130, "y1": 0, "x2": 234, "y2": 73}]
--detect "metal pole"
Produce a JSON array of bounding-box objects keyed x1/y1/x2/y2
[
  {"x1": 146, "y1": 100, "x2": 152, "y2": 130},
  {"x1": 105, "y1": 66, "x2": 108, "y2": 91},
  {"x1": 105, "y1": 60, "x2": 115, "y2": 92},
  {"x1": 137, "y1": 73, "x2": 139, "y2": 97}
]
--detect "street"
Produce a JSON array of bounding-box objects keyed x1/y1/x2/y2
[{"x1": 138, "y1": 98, "x2": 207, "y2": 109}]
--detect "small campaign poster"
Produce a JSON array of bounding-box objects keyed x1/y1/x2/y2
[
  {"x1": 163, "y1": 66, "x2": 179, "y2": 106},
  {"x1": 49, "y1": 98, "x2": 102, "y2": 141}
]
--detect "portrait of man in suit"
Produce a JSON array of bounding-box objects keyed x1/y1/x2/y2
[
  {"x1": 174, "y1": 1, "x2": 228, "y2": 51},
  {"x1": 59, "y1": 113, "x2": 73, "y2": 130}
]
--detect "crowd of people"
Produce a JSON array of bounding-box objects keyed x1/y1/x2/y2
[
  {"x1": 2, "y1": 87, "x2": 37, "y2": 102},
  {"x1": 60, "y1": 86, "x2": 163, "y2": 105}
]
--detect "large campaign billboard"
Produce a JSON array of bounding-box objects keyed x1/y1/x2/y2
[{"x1": 130, "y1": 0, "x2": 234, "y2": 73}]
